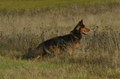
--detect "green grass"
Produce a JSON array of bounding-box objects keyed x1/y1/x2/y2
[
  {"x1": 0, "y1": 57, "x2": 70, "y2": 79},
  {"x1": 0, "y1": 58, "x2": 67, "y2": 70},
  {"x1": 0, "y1": 0, "x2": 115, "y2": 11}
]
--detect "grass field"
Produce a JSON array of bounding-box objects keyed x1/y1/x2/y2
[
  {"x1": 0, "y1": 0, "x2": 120, "y2": 79},
  {"x1": 0, "y1": 0, "x2": 115, "y2": 11}
]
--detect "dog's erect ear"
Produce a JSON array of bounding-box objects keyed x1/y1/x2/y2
[
  {"x1": 79, "y1": 19, "x2": 83, "y2": 24},
  {"x1": 75, "y1": 19, "x2": 83, "y2": 30}
]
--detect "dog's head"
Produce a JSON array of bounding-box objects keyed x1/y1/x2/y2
[{"x1": 71, "y1": 20, "x2": 90, "y2": 39}]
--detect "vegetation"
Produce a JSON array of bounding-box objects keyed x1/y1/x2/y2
[
  {"x1": 0, "y1": 0, "x2": 114, "y2": 11},
  {"x1": 0, "y1": 0, "x2": 120, "y2": 79}
]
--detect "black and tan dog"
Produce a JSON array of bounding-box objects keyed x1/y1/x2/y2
[{"x1": 26, "y1": 20, "x2": 90, "y2": 60}]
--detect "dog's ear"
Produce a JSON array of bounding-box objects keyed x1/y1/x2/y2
[
  {"x1": 79, "y1": 19, "x2": 83, "y2": 24},
  {"x1": 75, "y1": 19, "x2": 83, "y2": 30}
]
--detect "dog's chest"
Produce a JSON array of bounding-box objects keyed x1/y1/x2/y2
[{"x1": 71, "y1": 40, "x2": 80, "y2": 48}]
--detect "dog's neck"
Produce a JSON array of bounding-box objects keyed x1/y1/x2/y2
[{"x1": 70, "y1": 31, "x2": 82, "y2": 40}]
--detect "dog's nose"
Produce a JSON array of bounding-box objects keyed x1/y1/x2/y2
[
  {"x1": 88, "y1": 29, "x2": 90, "y2": 31},
  {"x1": 87, "y1": 28, "x2": 90, "y2": 31}
]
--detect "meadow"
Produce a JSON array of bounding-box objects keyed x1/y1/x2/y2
[
  {"x1": 0, "y1": 0, "x2": 120, "y2": 79},
  {"x1": 0, "y1": 0, "x2": 115, "y2": 11}
]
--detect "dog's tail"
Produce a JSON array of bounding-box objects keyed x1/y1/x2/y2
[
  {"x1": 28, "y1": 48, "x2": 42, "y2": 60},
  {"x1": 28, "y1": 48, "x2": 33, "y2": 53},
  {"x1": 22, "y1": 47, "x2": 35, "y2": 60}
]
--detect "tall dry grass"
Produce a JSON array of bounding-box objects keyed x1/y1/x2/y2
[
  {"x1": 0, "y1": 2, "x2": 120, "y2": 79},
  {"x1": 0, "y1": 2, "x2": 120, "y2": 55}
]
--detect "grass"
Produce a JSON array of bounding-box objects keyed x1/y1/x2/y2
[
  {"x1": 0, "y1": 0, "x2": 116, "y2": 11},
  {"x1": 0, "y1": 0, "x2": 120, "y2": 79},
  {"x1": 0, "y1": 53, "x2": 119, "y2": 79}
]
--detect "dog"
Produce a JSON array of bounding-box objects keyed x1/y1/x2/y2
[{"x1": 26, "y1": 20, "x2": 90, "y2": 60}]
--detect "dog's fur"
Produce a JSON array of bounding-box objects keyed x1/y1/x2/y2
[{"x1": 26, "y1": 20, "x2": 90, "y2": 60}]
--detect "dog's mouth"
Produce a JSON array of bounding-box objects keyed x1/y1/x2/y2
[
  {"x1": 83, "y1": 31, "x2": 88, "y2": 35},
  {"x1": 81, "y1": 28, "x2": 90, "y2": 35}
]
